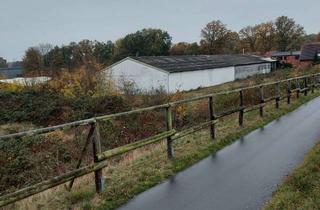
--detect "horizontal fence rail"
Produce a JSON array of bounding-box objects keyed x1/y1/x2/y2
[{"x1": 1, "y1": 72, "x2": 320, "y2": 207}]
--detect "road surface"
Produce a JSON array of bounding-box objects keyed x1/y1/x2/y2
[{"x1": 118, "y1": 97, "x2": 320, "y2": 210}]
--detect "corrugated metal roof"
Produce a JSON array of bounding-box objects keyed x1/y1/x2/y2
[
  {"x1": 271, "y1": 51, "x2": 301, "y2": 57},
  {"x1": 131, "y1": 54, "x2": 272, "y2": 73},
  {"x1": 300, "y1": 43, "x2": 320, "y2": 61},
  {"x1": 0, "y1": 67, "x2": 23, "y2": 79}
]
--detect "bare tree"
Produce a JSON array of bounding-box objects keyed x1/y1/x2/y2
[
  {"x1": 200, "y1": 20, "x2": 231, "y2": 54},
  {"x1": 239, "y1": 26, "x2": 258, "y2": 52},
  {"x1": 256, "y1": 22, "x2": 277, "y2": 53}
]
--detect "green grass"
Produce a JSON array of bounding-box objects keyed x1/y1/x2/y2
[{"x1": 264, "y1": 141, "x2": 320, "y2": 210}]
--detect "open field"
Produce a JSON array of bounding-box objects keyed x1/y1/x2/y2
[
  {"x1": 2, "y1": 80, "x2": 320, "y2": 210},
  {"x1": 264, "y1": 140, "x2": 320, "y2": 210}
]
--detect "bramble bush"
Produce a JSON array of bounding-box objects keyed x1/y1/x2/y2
[{"x1": 0, "y1": 89, "x2": 128, "y2": 126}]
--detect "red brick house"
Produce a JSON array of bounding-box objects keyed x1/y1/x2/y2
[
  {"x1": 270, "y1": 51, "x2": 301, "y2": 67},
  {"x1": 268, "y1": 42, "x2": 320, "y2": 68}
]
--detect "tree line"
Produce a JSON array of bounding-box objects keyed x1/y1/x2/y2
[{"x1": 21, "y1": 16, "x2": 320, "y2": 74}]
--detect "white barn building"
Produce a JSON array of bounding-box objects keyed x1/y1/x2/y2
[{"x1": 104, "y1": 55, "x2": 276, "y2": 92}]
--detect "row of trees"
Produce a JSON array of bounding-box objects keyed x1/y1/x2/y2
[
  {"x1": 171, "y1": 16, "x2": 319, "y2": 55},
  {"x1": 22, "y1": 28, "x2": 172, "y2": 74},
  {"x1": 21, "y1": 16, "x2": 320, "y2": 74}
]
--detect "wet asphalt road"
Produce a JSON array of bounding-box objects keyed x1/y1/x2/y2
[{"x1": 118, "y1": 97, "x2": 320, "y2": 210}]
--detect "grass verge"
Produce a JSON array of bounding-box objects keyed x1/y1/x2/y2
[{"x1": 264, "y1": 141, "x2": 320, "y2": 210}]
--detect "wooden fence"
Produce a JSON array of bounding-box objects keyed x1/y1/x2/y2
[{"x1": 1, "y1": 73, "x2": 320, "y2": 207}]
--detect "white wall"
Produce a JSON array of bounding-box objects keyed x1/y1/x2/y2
[
  {"x1": 106, "y1": 58, "x2": 272, "y2": 93},
  {"x1": 168, "y1": 67, "x2": 235, "y2": 92},
  {"x1": 106, "y1": 59, "x2": 169, "y2": 92},
  {"x1": 234, "y1": 63, "x2": 271, "y2": 80}
]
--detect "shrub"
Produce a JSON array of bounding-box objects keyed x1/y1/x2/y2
[
  {"x1": 0, "y1": 89, "x2": 128, "y2": 126},
  {"x1": 36, "y1": 65, "x2": 118, "y2": 98}
]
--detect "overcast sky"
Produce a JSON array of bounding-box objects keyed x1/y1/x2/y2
[{"x1": 1, "y1": 0, "x2": 319, "y2": 61}]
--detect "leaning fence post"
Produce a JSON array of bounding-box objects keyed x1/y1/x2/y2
[
  {"x1": 287, "y1": 80, "x2": 291, "y2": 104},
  {"x1": 165, "y1": 105, "x2": 174, "y2": 158},
  {"x1": 259, "y1": 85, "x2": 264, "y2": 117},
  {"x1": 239, "y1": 90, "x2": 244, "y2": 127},
  {"x1": 208, "y1": 96, "x2": 216, "y2": 139},
  {"x1": 275, "y1": 82, "x2": 280, "y2": 109},
  {"x1": 92, "y1": 121, "x2": 104, "y2": 193},
  {"x1": 304, "y1": 77, "x2": 308, "y2": 96},
  {"x1": 67, "y1": 125, "x2": 95, "y2": 191}
]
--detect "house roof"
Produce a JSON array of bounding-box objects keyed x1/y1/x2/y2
[
  {"x1": 0, "y1": 67, "x2": 23, "y2": 79},
  {"x1": 271, "y1": 51, "x2": 301, "y2": 57},
  {"x1": 300, "y1": 43, "x2": 320, "y2": 61},
  {"x1": 130, "y1": 54, "x2": 273, "y2": 73}
]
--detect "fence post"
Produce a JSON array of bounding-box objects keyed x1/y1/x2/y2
[
  {"x1": 304, "y1": 77, "x2": 308, "y2": 96},
  {"x1": 92, "y1": 121, "x2": 104, "y2": 193},
  {"x1": 259, "y1": 85, "x2": 264, "y2": 117},
  {"x1": 208, "y1": 96, "x2": 216, "y2": 139},
  {"x1": 165, "y1": 105, "x2": 174, "y2": 158},
  {"x1": 312, "y1": 75, "x2": 315, "y2": 93},
  {"x1": 287, "y1": 80, "x2": 291, "y2": 104},
  {"x1": 275, "y1": 82, "x2": 280, "y2": 109},
  {"x1": 296, "y1": 79, "x2": 300, "y2": 99},
  {"x1": 239, "y1": 90, "x2": 244, "y2": 127}
]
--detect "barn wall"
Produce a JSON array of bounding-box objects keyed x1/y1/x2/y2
[
  {"x1": 107, "y1": 59, "x2": 169, "y2": 92},
  {"x1": 168, "y1": 67, "x2": 235, "y2": 92},
  {"x1": 234, "y1": 63, "x2": 271, "y2": 80}
]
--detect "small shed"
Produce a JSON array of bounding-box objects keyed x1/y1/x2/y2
[{"x1": 104, "y1": 54, "x2": 276, "y2": 92}]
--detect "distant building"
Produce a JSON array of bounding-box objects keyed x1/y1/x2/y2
[
  {"x1": 300, "y1": 42, "x2": 320, "y2": 67},
  {"x1": 7, "y1": 61, "x2": 22, "y2": 68},
  {"x1": 0, "y1": 67, "x2": 23, "y2": 79},
  {"x1": 104, "y1": 54, "x2": 276, "y2": 92},
  {"x1": 270, "y1": 51, "x2": 301, "y2": 67},
  {"x1": 269, "y1": 42, "x2": 320, "y2": 68},
  {"x1": 0, "y1": 76, "x2": 51, "y2": 85},
  {"x1": 0, "y1": 57, "x2": 7, "y2": 68}
]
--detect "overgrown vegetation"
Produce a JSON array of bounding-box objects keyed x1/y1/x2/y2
[
  {"x1": 1, "y1": 66, "x2": 320, "y2": 197},
  {"x1": 264, "y1": 141, "x2": 320, "y2": 210},
  {"x1": 4, "y1": 85, "x2": 319, "y2": 210},
  {"x1": 0, "y1": 90, "x2": 127, "y2": 126}
]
